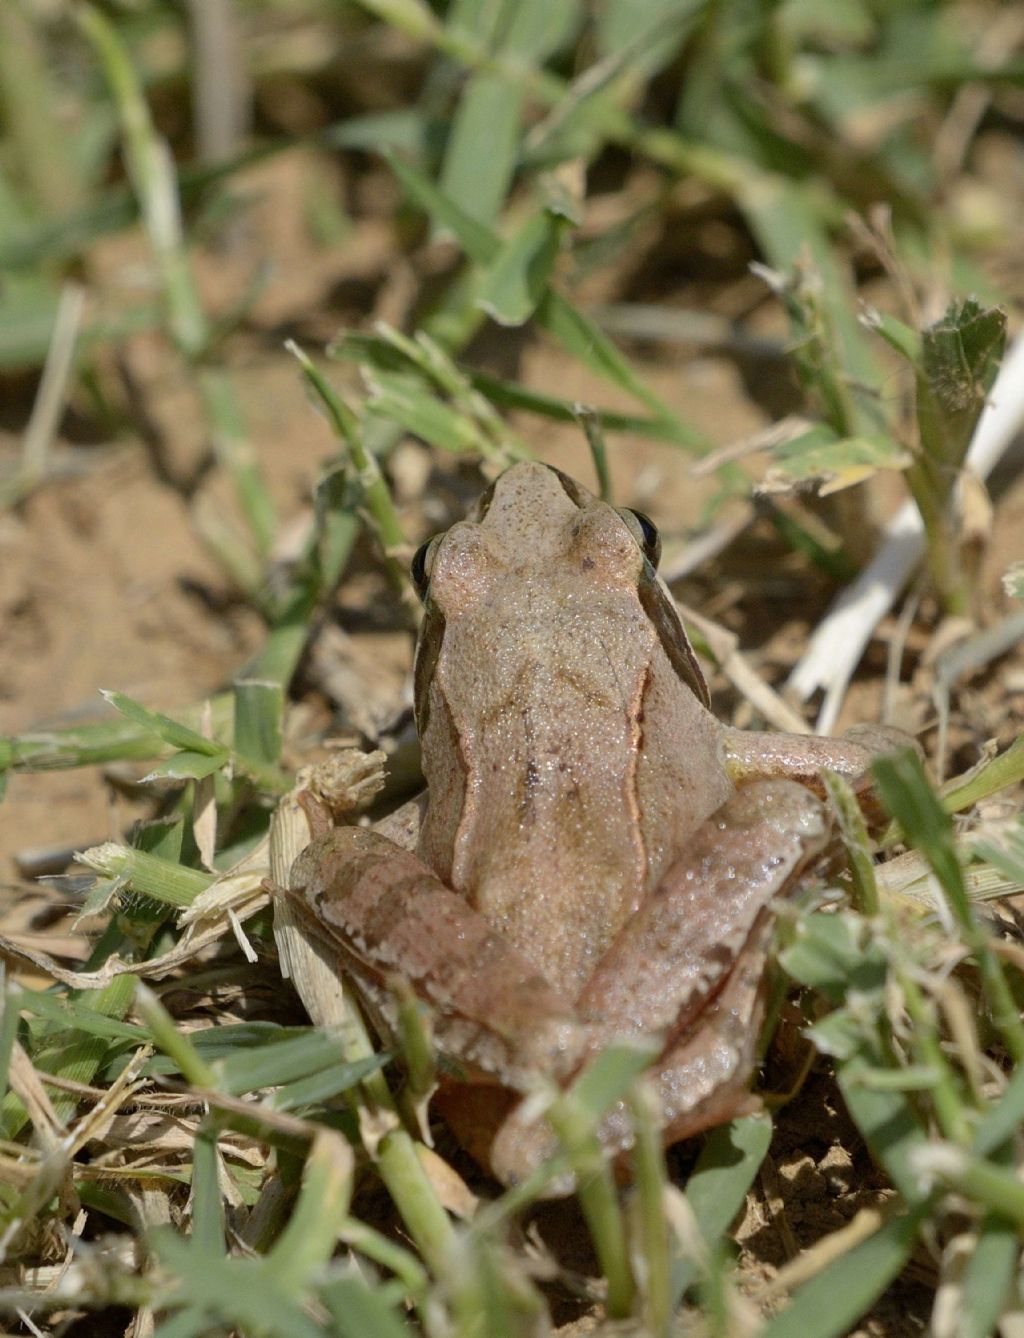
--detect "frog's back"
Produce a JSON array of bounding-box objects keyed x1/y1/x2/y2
[{"x1": 415, "y1": 462, "x2": 731, "y2": 991}]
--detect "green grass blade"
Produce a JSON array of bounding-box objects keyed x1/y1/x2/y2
[
  {"x1": 385, "y1": 151, "x2": 707, "y2": 438},
  {"x1": 190, "y1": 1122, "x2": 226, "y2": 1258},
  {"x1": 376, "y1": 1131, "x2": 458, "y2": 1275},
  {"x1": 535, "y1": 289, "x2": 709, "y2": 439},
  {"x1": 0, "y1": 979, "x2": 23, "y2": 1107},
  {"x1": 77, "y1": 843, "x2": 213, "y2": 909},
  {"x1": 272, "y1": 1054, "x2": 389, "y2": 1111},
  {"x1": 873, "y1": 749, "x2": 1024, "y2": 1063},
  {"x1": 143, "y1": 751, "x2": 229, "y2": 782},
  {"x1": 972, "y1": 1061, "x2": 1024, "y2": 1157},
  {"x1": 135, "y1": 984, "x2": 219, "y2": 1090},
  {"x1": 942, "y1": 733, "x2": 1024, "y2": 816},
  {"x1": 216, "y1": 1028, "x2": 371, "y2": 1097},
  {"x1": 234, "y1": 679, "x2": 284, "y2": 769},
  {"x1": 959, "y1": 1210, "x2": 1018, "y2": 1338},
  {"x1": 14, "y1": 988, "x2": 148, "y2": 1043},
  {"x1": 438, "y1": 0, "x2": 578, "y2": 224},
  {"x1": 101, "y1": 691, "x2": 225, "y2": 758},
  {"x1": 386, "y1": 150, "x2": 498, "y2": 265},
  {"x1": 76, "y1": 5, "x2": 207, "y2": 358},
  {"x1": 263, "y1": 1132, "x2": 352, "y2": 1290}
]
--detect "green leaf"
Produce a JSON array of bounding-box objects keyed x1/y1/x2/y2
[
  {"x1": 438, "y1": 0, "x2": 579, "y2": 224},
  {"x1": 386, "y1": 150, "x2": 498, "y2": 265},
  {"x1": 0, "y1": 276, "x2": 61, "y2": 370},
  {"x1": 385, "y1": 152, "x2": 702, "y2": 436},
  {"x1": 941, "y1": 733, "x2": 1024, "y2": 815},
  {"x1": 273, "y1": 1054, "x2": 389, "y2": 1111},
  {"x1": 152, "y1": 1232, "x2": 326, "y2": 1338},
  {"x1": 918, "y1": 299, "x2": 1006, "y2": 470},
  {"x1": 670, "y1": 1114, "x2": 773, "y2": 1302},
  {"x1": 836, "y1": 1051, "x2": 930, "y2": 1204},
  {"x1": 760, "y1": 425, "x2": 911, "y2": 496},
  {"x1": 468, "y1": 367, "x2": 704, "y2": 445},
  {"x1": 972, "y1": 1060, "x2": 1024, "y2": 1157},
  {"x1": 873, "y1": 750, "x2": 968, "y2": 914},
  {"x1": 0, "y1": 979, "x2": 24, "y2": 1106},
  {"x1": 120, "y1": 1023, "x2": 300, "y2": 1079},
  {"x1": 972, "y1": 818, "x2": 1024, "y2": 889},
  {"x1": 477, "y1": 207, "x2": 571, "y2": 326},
  {"x1": 190, "y1": 1124, "x2": 226, "y2": 1257},
  {"x1": 536, "y1": 288, "x2": 706, "y2": 438},
  {"x1": 756, "y1": 1203, "x2": 929, "y2": 1338},
  {"x1": 778, "y1": 911, "x2": 887, "y2": 1004},
  {"x1": 314, "y1": 463, "x2": 361, "y2": 594},
  {"x1": 75, "y1": 875, "x2": 122, "y2": 921},
  {"x1": 76, "y1": 844, "x2": 213, "y2": 909},
  {"x1": 569, "y1": 1042, "x2": 660, "y2": 1121},
  {"x1": 596, "y1": 0, "x2": 701, "y2": 78},
  {"x1": 805, "y1": 1010, "x2": 870, "y2": 1064},
  {"x1": 686, "y1": 1115, "x2": 773, "y2": 1242},
  {"x1": 14, "y1": 988, "x2": 148, "y2": 1043},
  {"x1": 335, "y1": 330, "x2": 697, "y2": 446},
  {"x1": 863, "y1": 308, "x2": 920, "y2": 363},
  {"x1": 439, "y1": 72, "x2": 524, "y2": 227},
  {"x1": 742, "y1": 179, "x2": 883, "y2": 434},
  {"x1": 215, "y1": 1028, "x2": 377, "y2": 1098},
  {"x1": 320, "y1": 1269, "x2": 415, "y2": 1338},
  {"x1": 149, "y1": 1304, "x2": 212, "y2": 1338},
  {"x1": 364, "y1": 370, "x2": 485, "y2": 452}
]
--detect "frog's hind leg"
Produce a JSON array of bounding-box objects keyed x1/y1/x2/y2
[
  {"x1": 595, "y1": 913, "x2": 776, "y2": 1162},
  {"x1": 489, "y1": 781, "x2": 831, "y2": 1190},
  {"x1": 489, "y1": 912, "x2": 776, "y2": 1193},
  {"x1": 288, "y1": 826, "x2": 587, "y2": 1091},
  {"x1": 575, "y1": 780, "x2": 830, "y2": 1050}
]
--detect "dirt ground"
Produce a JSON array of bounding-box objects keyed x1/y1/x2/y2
[{"x1": 2, "y1": 146, "x2": 1023, "y2": 1334}]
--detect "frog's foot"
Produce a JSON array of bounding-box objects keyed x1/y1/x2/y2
[{"x1": 486, "y1": 917, "x2": 771, "y2": 1195}]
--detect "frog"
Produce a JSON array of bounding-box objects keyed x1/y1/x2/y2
[{"x1": 287, "y1": 460, "x2": 906, "y2": 1189}]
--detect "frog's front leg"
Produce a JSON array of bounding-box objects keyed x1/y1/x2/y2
[
  {"x1": 288, "y1": 827, "x2": 587, "y2": 1090},
  {"x1": 490, "y1": 780, "x2": 831, "y2": 1186}
]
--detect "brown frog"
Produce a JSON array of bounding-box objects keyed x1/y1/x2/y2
[{"x1": 289, "y1": 462, "x2": 903, "y2": 1187}]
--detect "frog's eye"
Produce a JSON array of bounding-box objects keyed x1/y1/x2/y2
[
  {"x1": 411, "y1": 537, "x2": 438, "y2": 601},
  {"x1": 618, "y1": 508, "x2": 662, "y2": 569}
]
